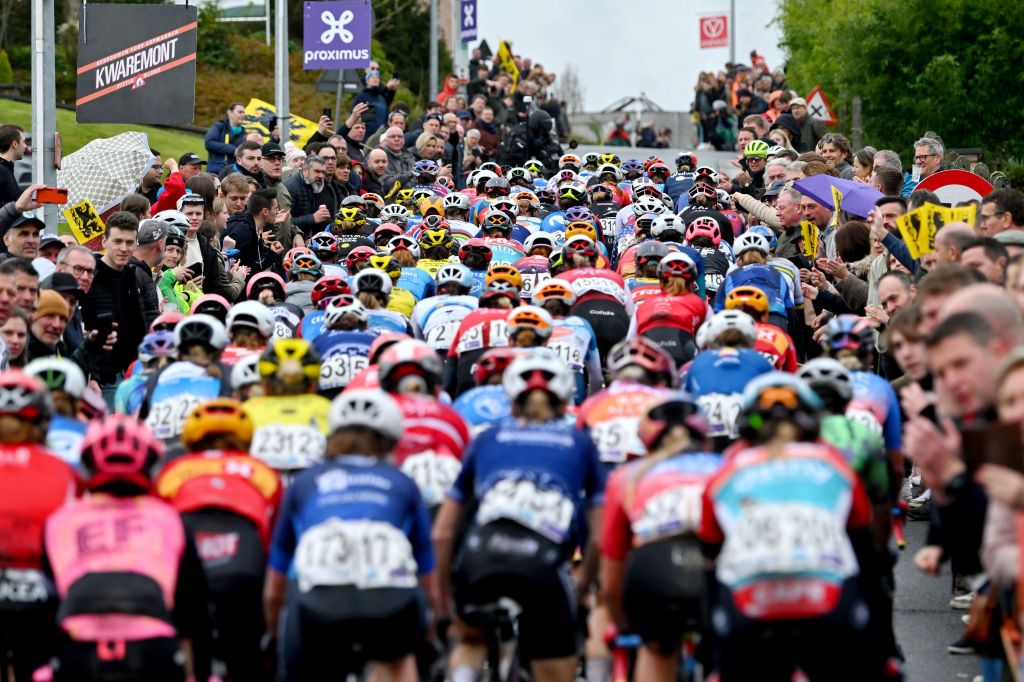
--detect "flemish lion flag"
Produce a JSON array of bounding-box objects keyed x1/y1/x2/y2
[{"x1": 496, "y1": 40, "x2": 519, "y2": 89}]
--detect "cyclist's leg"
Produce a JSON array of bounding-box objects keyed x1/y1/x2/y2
[
  {"x1": 584, "y1": 596, "x2": 612, "y2": 682},
  {"x1": 572, "y1": 300, "x2": 628, "y2": 367},
  {"x1": 531, "y1": 656, "x2": 578, "y2": 682},
  {"x1": 1, "y1": 599, "x2": 58, "y2": 682},
  {"x1": 370, "y1": 655, "x2": 418, "y2": 682},
  {"x1": 635, "y1": 643, "x2": 681, "y2": 682}
]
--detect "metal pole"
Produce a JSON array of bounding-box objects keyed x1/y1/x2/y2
[
  {"x1": 429, "y1": 0, "x2": 438, "y2": 100},
  {"x1": 729, "y1": 0, "x2": 736, "y2": 65},
  {"x1": 334, "y1": 76, "x2": 343, "y2": 128},
  {"x1": 31, "y1": 0, "x2": 57, "y2": 233},
  {"x1": 265, "y1": 9, "x2": 270, "y2": 46},
  {"x1": 275, "y1": 0, "x2": 289, "y2": 144},
  {"x1": 851, "y1": 96, "x2": 863, "y2": 149}
]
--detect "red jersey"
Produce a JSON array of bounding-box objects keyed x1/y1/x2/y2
[
  {"x1": 557, "y1": 268, "x2": 630, "y2": 307},
  {"x1": 447, "y1": 308, "x2": 512, "y2": 358},
  {"x1": 392, "y1": 393, "x2": 471, "y2": 507},
  {"x1": 577, "y1": 381, "x2": 672, "y2": 465},
  {"x1": 754, "y1": 323, "x2": 798, "y2": 372},
  {"x1": 0, "y1": 444, "x2": 77, "y2": 569},
  {"x1": 635, "y1": 293, "x2": 707, "y2": 335}
]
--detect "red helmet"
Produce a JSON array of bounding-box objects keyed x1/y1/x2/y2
[
  {"x1": 473, "y1": 347, "x2": 520, "y2": 384},
  {"x1": 459, "y1": 238, "x2": 493, "y2": 267},
  {"x1": 310, "y1": 276, "x2": 352, "y2": 310},
  {"x1": 345, "y1": 245, "x2": 377, "y2": 272},
  {"x1": 246, "y1": 271, "x2": 286, "y2": 300},
  {"x1": 150, "y1": 311, "x2": 184, "y2": 333},
  {"x1": 80, "y1": 415, "x2": 165, "y2": 492},
  {"x1": 685, "y1": 216, "x2": 723, "y2": 248},
  {"x1": 0, "y1": 371, "x2": 52, "y2": 422},
  {"x1": 378, "y1": 339, "x2": 443, "y2": 394},
  {"x1": 607, "y1": 337, "x2": 677, "y2": 384},
  {"x1": 282, "y1": 246, "x2": 313, "y2": 273},
  {"x1": 369, "y1": 332, "x2": 411, "y2": 364},
  {"x1": 646, "y1": 161, "x2": 670, "y2": 177},
  {"x1": 642, "y1": 156, "x2": 665, "y2": 172}
]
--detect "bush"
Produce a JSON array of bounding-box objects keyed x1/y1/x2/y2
[{"x1": 0, "y1": 50, "x2": 12, "y2": 84}]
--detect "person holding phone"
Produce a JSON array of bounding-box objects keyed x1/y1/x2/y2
[{"x1": 352, "y1": 68, "x2": 399, "y2": 137}]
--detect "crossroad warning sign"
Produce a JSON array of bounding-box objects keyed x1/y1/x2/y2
[{"x1": 806, "y1": 86, "x2": 837, "y2": 126}]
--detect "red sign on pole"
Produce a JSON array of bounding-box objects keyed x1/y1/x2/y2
[{"x1": 699, "y1": 15, "x2": 729, "y2": 49}]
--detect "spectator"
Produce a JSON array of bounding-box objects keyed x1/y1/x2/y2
[
  {"x1": 119, "y1": 194, "x2": 151, "y2": 220},
  {"x1": 220, "y1": 173, "x2": 251, "y2": 217},
  {"x1": 205, "y1": 102, "x2": 248, "y2": 174},
  {"x1": 352, "y1": 69, "x2": 400, "y2": 135},
  {"x1": 136, "y1": 153, "x2": 165, "y2": 204},
  {"x1": 361, "y1": 148, "x2": 391, "y2": 197},
  {"x1": 436, "y1": 73, "x2": 460, "y2": 105},
  {"x1": 26, "y1": 290, "x2": 69, "y2": 360},
  {"x1": 2, "y1": 212, "x2": 41, "y2": 260},
  {"x1": 365, "y1": 110, "x2": 408, "y2": 149},
  {"x1": 178, "y1": 153, "x2": 207, "y2": 181},
  {"x1": 335, "y1": 105, "x2": 370, "y2": 166},
  {"x1": 54, "y1": 244, "x2": 96, "y2": 346},
  {"x1": 41, "y1": 269, "x2": 85, "y2": 350},
  {"x1": 284, "y1": 155, "x2": 336, "y2": 238},
  {"x1": 3, "y1": 258, "x2": 38, "y2": 314},
  {"x1": 258, "y1": 142, "x2": 294, "y2": 242},
  {"x1": 0, "y1": 124, "x2": 26, "y2": 205},
  {"x1": 736, "y1": 88, "x2": 769, "y2": 121},
  {"x1": 37, "y1": 235, "x2": 62, "y2": 264},
  {"x1": 770, "y1": 112, "x2": 803, "y2": 151},
  {"x1": 961, "y1": 237, "x2": 1009, "y2": 285},
  {"x1": 224, "y1": 188, "x2": 282, "y2": 274},
  {"x1": 471, "y1": 107, "x2": 500, "y2": 160},
  {"x1": 818, "y1": 133, "x2": 855, "y2": 180},
  {"x1": 380, "y1": 127, "x2": 416, "y2": 187},
  {"x1": 872, "y1": 166, "x2": 903, "y2": 196},
  {"x1": 979, "y1": 189, "x2": 1024, "y2": 238},
  {"x1": 218, "y1": 141, "x2": 263, "y2": 182},
  {"x1": 80, "y1": 211, "x2": 147, "y2": 401},
  {"x1": 130, "y1": 219, "x2": 168, "y2": 329},
  {"x1": 0, "y1": 306, "x2": 28, "y2": 367}
]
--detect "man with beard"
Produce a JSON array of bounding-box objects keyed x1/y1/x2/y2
[
  {"x1": 284, "y1": 155, "x2": 336, "y2": 239},
  {"x1": 218, "y1": 141, "x2": 265, "y2": 184}
]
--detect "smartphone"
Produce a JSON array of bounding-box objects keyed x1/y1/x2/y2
[
  {"x1": 919, "y1": 403, "x2": 941, "y2": 426},
  {"x1": 187, "y1": 262, "x2": 204, "y2": 277},
  {"x1": 34, "y1": 187, "x2": 68, "y2": 204},
  {"x1": 360, "y1": 110, "x2": 375, "y2": 123},
  {"x1": 93, "y1": 312, "x2": 114, "y2": 345},
  {"x1": 322, "y1": 108, "x2": 332, "y2": 120},
  {"x1": 963, "y1": 422, "x2": 1024, "y2": 474}
]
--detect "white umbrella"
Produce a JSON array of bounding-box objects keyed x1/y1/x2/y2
[{"x1": 56, "y1": 132, "x2": 155, "y2": 213}]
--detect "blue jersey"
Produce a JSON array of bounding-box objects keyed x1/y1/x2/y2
[
  {"x1": 449, "y1": 419, "x2": 606, "y2": 547},
  {"x1": 367, "y1": 309, "x2": 411, "y2": 334},
  {"x1": 300, "y1": 310, "x2": 327, "y2": 340},
  {"x1": 269, "y1": 455, "x2": 434, "y2": 588},
  {"x1": 548, "y1": 316, "x2": 602, "y2": 404},
  {"x1": 412, "y1": 295, "x2": 478, "y2": 351},
  {"x1": 848, "y1": 371, "x2": 903, "y2": 452},
  {"x1": 540, "y1": 211, "x2": 567, "y2": 238},
  {"x1": 469, "y1": 197, "x2": 492, "y2": 225},
  {"x1": 664, "y1": 172, "x2": 695, "y2": 204},
  {"x1": 398, "y1": 266, "x2": 435, "y2": 302},
  {"x1": 313, "y1": 329, "x2": 378, "y2": 394},
  {"x1": 469, "y1": 270, "x2": 486, "y2": 297},
  {"x1": 714, "y1": 264, "x2": 793, "y2": 316},
  {"x1": 46, "y1": 415, "x2": 88, "y2": 467},
  {"x1": 684, "y1": 347, "x2": 773, "y2": 438},
  {"x1": 453, "y1": 385, "x2": 512, "y2": 435}
]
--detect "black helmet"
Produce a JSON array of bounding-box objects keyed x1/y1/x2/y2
[{"x1": 529, "y1": 109, "x2": 553, "y2": 134}]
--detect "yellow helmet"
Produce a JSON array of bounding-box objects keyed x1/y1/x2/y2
[
  {"x1": 259, "y1": 339, "x2": 321, "y2": 386},
  {"x1": 396, "y1": 188, "x2": 416, "y2": 206},
  {"x1": 335, "y1": 206, "x2": 366, "y2": 226},
  {"x1": 564, "y1": 220, "x2": 599, "y2": 244},
  {"x1": 181, "y1": 397, "x2": 254, "y2": 451},
  {"x1": 486, "y1": 264, "x2": 523, "y2": 289},
  {"x1": 725, "y1": 285, "x2": 770, "y2": 317},
  {"x1": 368, "y1": 253, "x2": 402, "y2": 282},
  {"x1": 419, "y1": 197, "x2": 444, "y2": 217},
  {"x1": 419, "y1": 227, "x2": 454, "y2": 250}
]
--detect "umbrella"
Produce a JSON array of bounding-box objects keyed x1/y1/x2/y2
[
  {"x1": 56, "y1": 132, "x2": 155, "y2": 214},
  {"x1": 793, "y1": 175, "x2": 883, "y2": 218}
]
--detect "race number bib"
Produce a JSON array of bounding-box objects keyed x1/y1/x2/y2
[
  {"x1": 633, "y1": 486, "x2": 704, "y2": 544},
  {"x1": 147, "y1": 393, "x2": 207, "y2": 440},
  {"x1": 697, "y1": 393, "x2": 743, "y2": 438},
  {"x1": 400, "y1": 451, "x2": 462, "y2": 507},
  {"x1": 477, "y1": 479, "x2": 574, "y2": 543},
  {"x1": 571, "y1": 276, "x2": 627, "y2": 305},
  {"x1": 845, "y1": 408, "x2": 883, "y2": 437},
  {"x1": 520, "y1": 272, "x2": 550, "y2": 300},
  {"x1": 489, "y1": 319, "x2": 509, "y2": 345},
  {"x1": 589, "y1": 417, "x2": 644, "y2": 464},
  {"x1": 456, "y1": 323, "x2": 485, "y2": 354},
  {"x1": 272, "y1": 320, "x2": 296, "y2": 340},
  {"x1": 320, "y1": 352, "x2": 369, "y2": 391},
  {"x1": 548, "y1": 334, "x2": 585, "y2": 372},
  {"x1": 294, "y1": 518, "x2": 418, "y2": 592},
  {"x1": 250, "y1": 423, "x2": 326, "y2": 470},
  {"x1": 717, "y1": 502, "x2": 857, "y2": 586},
  {"x1": 424, "y1": 320, "x2": 460, "y2": 351}
]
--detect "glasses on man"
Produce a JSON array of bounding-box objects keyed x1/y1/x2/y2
[
  {"x1": 980, "y1": 210, "x2": 1007, "y2": 222},
  {"x1": 70, "y1": 264, "x2": 95, "y2": 278},
  {"x1": 913, "y1": 153, "x2": 937, "y2": 163}
]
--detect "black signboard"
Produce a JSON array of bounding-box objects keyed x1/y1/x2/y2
[{"x1": 76, "y1": 5, "x2": 198, "y2": 124}]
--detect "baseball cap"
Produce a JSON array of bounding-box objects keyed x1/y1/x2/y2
[
  {"x1": 41, "y1": 271, "x2": 84, "y2": 300},
  {"x1": 763, "y1": 180, "x2": 786, "y2": 199},
  {"x1": 137, "y1": 219, "x2": 169, "y2": 246},
  {"x1": 790, "y1": 97, "x2": 807, "y2": 107},
  {"x1": 39, "y1": 234, "x2": 63, "y2": 251},
  {"x1": 424, "y1": 113, "x2": 443, "y2": 125},
  {"x1": 35, "y1": 289, "x2": 69, "y2": 321},
  {"x1": 10, "y1": 212, "x2": 44, "y2": 231},
  {"x1": 178, "y1": 153, "x2": 207, "y2": 166},
  {"x1": 262, "y1": 142, "x2": 286, "y2": 158}
]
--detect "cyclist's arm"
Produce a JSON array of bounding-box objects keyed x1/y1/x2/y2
[{"x1": 431, "y1": 498, "x2": 463, "y2": 611}]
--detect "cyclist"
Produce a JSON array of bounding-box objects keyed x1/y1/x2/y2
[
  {"x1": 416, "y1": 224, "x2": 458, "y2": 276},
  {"x1": 390, "y1": 235, "x2": 436, "y2": 302},
  {"x1": 506, "y1": 304, "x2": 555, "y2": 350},
  {"x1": 244, "y1": 339, "x2": 331, "y2": 479},
  {"x1": 412, "y1": 264, "x2": 479, "y2": 352},
  {"x1": 284, "y1": 251, "x2": 324, "y2": 314},
  {"x1": 0, "y1": 371, "x2": 76, "y2": 682},
  {"x1": 156, "y1": 399, "x2": 283, "y2": 682},
  {"x1": 444, "y1": 283, "x2": 520, "y2": 396},
  {"x1": 222, "y1": 299, "x2": 275, "y2": 366},
  {"x1": 299, "y1": 275, "x2": 351, "y2": 340},
  {"x1": 352, "y1": 267, "x2": 413, "y2": 333},
  {"x1": 368, "y1": 254, "x2": 418, "y2": 319},
  {"x1": 434, "y1": 354, "x2": 606, "y2": 682},
  {"x1": 533, "y1": 278, "x2": 604, "y2": 402},
  {"x1": 600, "y1": 394, "x2": 720, "y2": 682},
  {"x1": 231, "y1": 353, "x2": 263, "y2": 401},
  {"x1": 247, "y1": 271, "x2": 304, "y2": 340},
  {"x1": 699, "y1": 373, "x2": 883, "y2": 682},
  {"x1": 458, "y1": 238, "x2": 493, "y2": 296},
  {"x1": 43, "y1": 415, "x2": 213, "y2": 682},
  {"x1": 629, "y1": 252, "x2": 707, "y2": 367},
  {"x1": 724, "y1": 285, "x2": 798, "y2": 371},
  {"x1": 452, "y1": 347, "x2": 520, "y2": 435},
  {"x1": 684, "y1": 215, "x2": 732, "y2": 302},
  {"x1": 264, "y1": 389, "x2": 434, "y2": 682},
  {"x1": 115, "y1": 331, "x2": 176, "y2": 416},
  {"x1": 313, "y1": 294, "x2": 378, "y2": 397},
  {"x1": 714, "y1": 231, "x2": 795, "y2": 334}
]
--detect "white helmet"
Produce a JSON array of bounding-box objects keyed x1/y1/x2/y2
[
  {"x1": 502, "y1": 352, "x2": 575, "y2": 403},
  {"x1": 230, "y1": 354, "x2": 261, "y2": 391},
  {"x1": 443, "y1": 192, "x2": 471, "y2": 212},
  {"x1": 704, "y1": 310, "x2": 757, "y2": 346},
  {"x1": 324, "y1": 294, "x2": 369, "y2": 329},
  {"x1": 387, "y1": 235, "x2": 421, "y2": 259},
  {"x1": 474, "y1": 169, "x2": 498, "y2": 187},
  {"x1": 797, "y1": 358, "x2": 854, "y2": 403},
  {"x1": 23, "y1": 357, "x2": 87, "y2": 399},
  {"x1": 379, "y1": 204, "x2": 411, "y2": 222},
  {"x1": 524, "y1": 232, "x2": 558, "y2": 253},
  {"x1": 490, "y1": 197, "x2": 520, "y2": 217},
  {"x1": 631, "y1": 177, "x2": 655, "y2": 193},
  {"x1": 152, "y1": 210, "x2": 190, "y2": 232},
  {"x1": 596, "y1": 163, "x2": 622, "y2": 181},
  {"x1": 733, "y1": 232, "x2": 771, "y2": 258},
  {"x1": 328, "y1": 388, "x2": 404, "y2": 441},
  {"x1": 633, "y1": 196, "x2": 667, "y2": 216},
  {"x1": 352, "y1": 268, "x2": 393, "y2": 295},
  {"x1": 174, "y1": 314, "x2": 229, "y2": 351},
  {"x1": 651, "y1": 214, "x2": 685, "y2": 239},
  {"x1": 695, "y1": 319, "x2": 712, "y2": 351},
  {"x1": 225, "y1": 300, "x2": 275, "y2": 337}
]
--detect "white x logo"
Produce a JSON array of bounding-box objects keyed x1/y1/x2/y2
[
  {"x1": 320, "y1": 9, "x2": 354, "y2": 44},
  {"x1": 463, "y1": 3, "x2": 474, "y2": 27}
]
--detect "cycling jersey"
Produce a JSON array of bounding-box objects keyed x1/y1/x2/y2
[
  {"x1": 385, "y1": 287, "x2": 417, "y2": 319},
  {"x1": 625, "y1": 277, "x2": 663, "y2": 307},
  {"x1": 368, "y1": 307, "x2": 412, "y2": 334},
  {"x1": 392, "y1": 393, "x2": 470, "y2": 507},
  {"x1": 819, "y1": 415, "x2": 890, "y2": 506},
  {"x1": 453, "y1": 384, "x2": 512, "y2": 436},
  {"x1": 683, "y1": 348, "x2": 773, "y2": 439},
  {"x1": 446, "y1": 219, "x2": 478, "y2": 240},
  {"x1": 1, "y1": 444, "x2": 75, "y2": 573},
  {"x1": 398, "y1": 266, "x2": 435, "y2": 301},
  {"x1": 849, "y1": 371, "x2": 903, "y2": 452},
  {"x1": 664, "y1": 172, "x2": 695, "y2": 204},
  {"x1": 44, "y1": 415, "x2": 88, "y2": 467},
  {"x1": 696, "y1": 245, "x2": 732, "y2": 299},
  {"x1": 577, "y1": 381, "x2": 674, "y2": 466},
  {"x1": 482, "y1": 237, "x2": 526, "y2": 265},
  {"x1": 299, "y1": 310, "x2": 327, "y2": 340},
  {"x1": 630, "y1": 292, "x2": 708, "y2": 366},
  {"x1": 447, "y1": 308, "x2": 512, "y2": 359},
  {"x1": 244, "y1": 394, "x2": 331, "y2": 472},
  {"x1": 548, "y1": 315, "x2": 603, "y2": 403},
  {"x1": 469, "y1": 197, "x2": 493, "y2": 225},
  {"x1": 714, "y1": 264, "x2": 794, "y2": 317},
  {"x1": 221, "y1": 344, "x2": 263, "y2": 366},
  {"x1": 513, "y1": 255, "x2": 551, "y2": 302},
  {"x1": 557, "y1": 268, "x2": 632, "y2": 311},
  {"x1": 143, "y1": 361, "x2": 229, "y2": 441},
  {"x1": 700, "y1": 441, "x2": 871, "y2": 621},
  {"x1": 269, "y1": 302, "x2": 305, "y2": 340},
  {"x1": 411, "y1": 294, "x2": 478, "y2": 351},
  {"x1": 754, "y1": 322, "x2": 798, "y2": 372},
  {"x1": 416, "y1": 257, "x2": 457, "y2": 278},
  {"x1": 539, "y1": 210, "x2": 567, "y2": 238},
  {"x1": 114, "y1": 372, "x2": 149, "y2": 415},
  {"x1": 312, "y1": 329, "x2": 378, "y2": 395}
]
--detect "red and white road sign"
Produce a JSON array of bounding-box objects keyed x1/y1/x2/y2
[
  {"x1": 806, "y1": 86, "x2": 837, "y2": 126},
  {"x1": 915, "y1": 169, "x2": 993, "y2": 205},
  {"x1": 699, "y1": 15, "x2": 729, "y2": 49}
]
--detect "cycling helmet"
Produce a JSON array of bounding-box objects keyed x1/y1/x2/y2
[
  {"x1": 503, "y1": 352, "x2": 574, "y2": 403},
  {"x1": 473, "y1": 169, "x2": 498, "y2": 190},
  {"x1": 507, "y1": 167, "x2": 534, "y2": 184},
  {"x1": 486, "y1": 264, "x2": 524, "y2": 289},
  {"x1": 621, "y1": 159, "x2": 645, "y2": 177},
  {"x1": 600, "y1": 153, "x2": 622, "y2": 167},
  {"x1": 152, "y1": 210, "x2": 191, "y2": 232},
  {"x1": 190, "y1": 293, "x2": 231, "y2": 321},
  {"x1": 225, "y1": 300, "x2": 275, "y2": 337},
  {"x1": 558, "y1": 182, "x2": 587, "y2": 206},
  {"x1": 547, "y1": 250, "x2": 566, "y2": 273},
  {"x1": 564, "y1": 205, "x2": 596, "y2": 225},
  {"x1": 419, "y1": 197, "x2": 444, "y2": 217},
  {"x1": 724, "y1": 285, "x2": 770, "y2": 317},
  {"x1": 443, "y1": 192, "x2": 471, "y2": 213},
  {"x1": 345, "y1": 245, "x2": 376, "y2": 272},
  {"x1": 716, "y1": 189, "x2": 733, "y2": 208},
  {"x1": 420, "y1": 214, "x2": 450, "y2": 231},
  {"x1": 631, "y1": 177, "x2": 661, "y2": 196},
  {"x1": 181, "y1": 398, "x2": 254, "y2": 451},
  {"x1": 687, "y1": 182, "x2": 718, "y2": 204},
  {"x1": 282, "y1": 247, "x2": 314, "y2": 274},
  {"x1": 822, "y1": 314, "x2": 876, "y2": 356},
  {"x1": 738, "y1": 371, "x2": 822, "y2": 438},
  {"x1": 378, "y1": 339, "x2": 443, "y2": 394},
  {"x1": 768, "y1": 145, "x2": 787, "y2": 158},
  {"x1": 324, "y1": 293, "x2": 369, "y2": 328},
  {"x1": 478, "y1": 162, "x2": 502, "y2": 176},
  {"x1": 596, "y1": 163, "x2": 622, "y2": 181},
  {"x1": 80, "y1": 415, "x2": 164, "y2": 491},
  {"x1": 524, "y1": 232, "x2": 558, "y2": 254},
  {"x1": 703, "y1": 310, "x2": 757, "y2": 346},
  {"x1": 638, "y1": 393, "x2": 708, "y2": 449},
  {"x1": 657, "y1": 252, "x2": 698, "y2": 281},
  {"x1": 533, "y1": 279, "x2": 577, "y2": 307},
  {"x1": 747, "y1": 225, "x2": 778, "y2": 252},
  {"x1": 419, "y1": 227, "x2": 454, "y2": 252},
  {"x1": 138, "y1": 330, "x2": 176, "y2": 363},
  {"x1": 636, "y1": 241, "x2": 671, "y2": 269},
  {"x1": 555, "y1": 169, "x2": 579, "y2": 186},
  {"x1": 507, "y1": 305, "x2": 554, "y2": 339},
  {"x1": 633, "y1": 195, "x2": 667, "y2": 216},
  {"x1": 485, "y1": 176, "x2": 511, "y2": 197},
  {"x1": 635, "y1": 212, "x2": 659, "y2": 235},
  {"x1": 369, "y1": 332, "x2": 411, "y2": 364},
  {"x1": 258, "y1": 338, "x2": 322, "y2": 384},
  {"x1": 352, "y1": 268, "x2": 394, "y2": 295},
  {"x1": 174, "y1": 314, "x2": 229, "y2": 351},
  {"x1": 483, "y1": 211, "x2": 514, "y2": 234},
  {"x1": 310, "y1": 276, "x2": 352, "y2": 310},
  {"x1": 559, "y1": 153, "x2": 582, "y2": 172},
  {"x1": 435, "y1": 263, "x2": 474, "y2": 291},
  {"x1": 230, "y1": 354, "x2": 261, "y2": 391},
  {"x1": 582, "y1": 153, "x2": 601, "y2": 169},
  {"x1": 474, "y1": 347, "x2": 520, "y2": 384},
  {"x1": 797, "y1": 357, "x2": 854, "y2": 405},
  {"x1": 651, "y1": 214, "x2": 686, "y2": 240},
  {"x1": 563, "y1": 234, "x2": 599, "y2": 260},
  {"x1": 565, "y1": 220, "x2": 599, "y2": 244},
  {"x1": 373, "y1": 222, "x2": 403, "y2": 244},
  {"x1": 607, "y1": 336, "x2": 677, "y2": 384},
  {"x1": 24, "y1": 358, "x2": 87, "y2": 400},
  {"x1": 459, "y1": 238, "x2": 493, "y2": 267},
  {"x1": 246, "y1": 271, "x2": 286, "y2": 301},
  {"x1": 524, "y1": 159, "x2": 545, "y2": 175},
  {"x1": 743, "y1": 140, "x2": 770, "y2": 159},
  {"x1": 150, "y1": 311, "x2": 184, "y2": 333},
  {"x1": 341, "y1": 194, "x2": 367, "y2": 210},
  {"x1": 536, "y1": 188, "x2": 557, "y2": 205},
  {"x1": 513, "y1": 191, "x2": 540, "y2": 211},
  {"x1": 387, "y1": 234, "x2": 422, "y2": 259},
  {"x1": 368, "y1": 254, "x2": 402, "y2": 282},
  {"x1": 694, "y1": 166, "x2": 720, "y2": 184},
  {"x1": 0, "y1": 371, "x2": 51, "y2": 422},
  {"x1": 310, "y1": 231, "x2": 339, "y2": 256},
  {"x1": 290, "y1": 252, "x2": 324, "y2": 278},
  {"x1": 675, "y1": 152, "x2": 698, "y2": 170},
  {"x1": 335, "y1": 205, "x2": 367, "y2": 227},
  {"x1": 732, "y1": 232, "x2": 771, "y2": 258},
  {"x1": 414, "y1": 159, "x2": 440, "y2": 178},
  {"x1": 490, "y1": 196, "x2": 520, "y2": 217},
  {"x1": 379, "y1": 204, "x2": 411, "y2": 222},
  {"x1": 327, "y1": 389, "x2": 404, "y2": 441},
  {"x1": 684, "y1": 215, "x2": 723, "y2": 248},
  {"x1": 646, "y1": 161, "x2": 671, "y2": 178},
  {"x1": 361, "y1": 193, "x2": 385, "y2": 211}
]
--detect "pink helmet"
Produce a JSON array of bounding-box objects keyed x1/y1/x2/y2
[
  {"x1": 190, "y1": 293, "x2": 231, "y2": 321},
  {"x1": 80, "y1": 415, "x2": 165, "y2": 492},
  {"x1": 684, "y1": 215, "x2": 722, "y2": 248}
]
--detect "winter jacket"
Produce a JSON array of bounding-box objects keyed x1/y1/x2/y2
[
  {"x1": 382, "y1": 146, "x2": 416, "y2": 190},
  {"x1": 204, "y1": 118, "x2": 247, "y2": 174},
  {"x1": 283, "y1": 173, "x2": 338, "y2": 238},
  {"x1": 81, "y1": 257, "x2": 146, "y2": 384},
  {"x1": 224, "y1": 212, "x2": 282, "y2": 275},
  {"x1": 285, "y1": 279, "x2": 315, "y2": 314},
  {"x1": 352, "y1": 86, "x2": 395, "y2": 136}
]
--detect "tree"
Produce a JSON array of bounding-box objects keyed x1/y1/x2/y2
[{"x1": 555, "y1": 64, "x2": 585, "y2": 114}]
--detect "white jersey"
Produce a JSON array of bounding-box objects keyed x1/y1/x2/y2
[{"x1": 411, "y1": 294, "x2": 479, "y2": 351}]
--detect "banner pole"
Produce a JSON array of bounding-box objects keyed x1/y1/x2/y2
[
  {"x1": 32, "y1": 0, "x2": 57, "y2": 233},
  {"x1": 729, "y1": 0, "x2": 736, "y2": 65},
  {"x1": 275, "y1": 0, "x2": 290, "y2": 144},
  {"x1": 429, "y1": 0, "x2": 438, "y2": 101}
]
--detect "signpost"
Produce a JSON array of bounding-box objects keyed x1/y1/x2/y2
[
  {"x1": 806, "y1": 86, "x2": 837, "y2": 126},
  {"x1": 699, "y1": 15, "x2": 729, "y2": 49},
  {"x1": 915, "y1": 169, "x2": 994, "y2": 205}
]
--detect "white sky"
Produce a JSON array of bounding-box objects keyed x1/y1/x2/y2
[{"x1": 473, "y1": 0, "x2": 785, "y2": 112}]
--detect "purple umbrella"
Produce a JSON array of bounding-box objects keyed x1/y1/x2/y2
[{"x1": 793, "y1": 175, "x2": 883, "y2": 218}]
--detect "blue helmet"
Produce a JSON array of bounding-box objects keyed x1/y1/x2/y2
[
  {"x1": 747, "y1": 225, "x2": 777, "y2": 252},
  {"x1": 414, "y1": 159, "x2": 440, "y2": 178}
]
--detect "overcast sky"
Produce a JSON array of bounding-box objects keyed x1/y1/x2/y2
[{"x1": 472, "y1": 0, "x2": 784, "y2": 112}]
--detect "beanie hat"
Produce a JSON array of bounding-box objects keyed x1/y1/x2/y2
[{"x1": 35, "y1": 290, "x2": 70, "y2": 321}]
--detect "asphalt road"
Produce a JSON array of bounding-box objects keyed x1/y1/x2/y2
[{"x1": 895, "y1": 517, "x2": 980, "y2": 681}]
